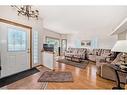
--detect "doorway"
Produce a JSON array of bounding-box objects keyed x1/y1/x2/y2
[{"x1": 0, "y1": 22, "x2": 31, "y2": 78}]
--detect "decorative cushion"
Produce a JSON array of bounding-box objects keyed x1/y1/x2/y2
[
  {"x1": 97, "y1": 49, "x2": 102, "y2": 56},
  {"x1": 111, "y1": 53, "x2": 123, "y2": 64}
]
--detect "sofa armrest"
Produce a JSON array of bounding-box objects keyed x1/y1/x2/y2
[
  {"x1": 101, "y1": 64, "x2": 127, "y2": 83},
  {"x1": 101, "y1": 64, "x2": 115, "y2": 76}
]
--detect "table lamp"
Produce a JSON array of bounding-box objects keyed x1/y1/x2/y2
[{"x1": 111, "y1": 40, "x2": 127, "y2": 64}]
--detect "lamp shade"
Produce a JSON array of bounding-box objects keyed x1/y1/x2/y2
[{"x1": 111, "y1": 40, "x2": 127, "y2": 53}]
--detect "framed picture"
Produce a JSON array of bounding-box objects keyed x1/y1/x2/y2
[{"x1": 81, "y1": 40, "x2": 91, "y2": 46}]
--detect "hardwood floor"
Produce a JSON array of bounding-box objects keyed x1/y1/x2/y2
[
  {"x1": 1, "y1": 61, "x2": 117, "y2": 89},
  {"x1": 48, "y1": 62, "x2": 116, "y2": 89}
]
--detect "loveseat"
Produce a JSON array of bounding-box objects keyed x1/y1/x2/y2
[
  {"x1": 64, "y1": 48, "x2": 87, "y2": 61},
  {"x1": 64, "y1": 48, "x2": 115, "y2": 62}
]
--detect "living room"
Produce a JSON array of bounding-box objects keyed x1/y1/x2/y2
[{"x1": 0, "y1": 0, "x2": 127, "y2": 95}]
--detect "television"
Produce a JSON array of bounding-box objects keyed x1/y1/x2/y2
[{"x1": 43, "y1": 44, "x2": 54, "y2": 52}]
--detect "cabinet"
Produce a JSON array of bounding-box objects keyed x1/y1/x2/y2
[{"x1": 42, "y1": 51, "x2": 55, "y2": 70}]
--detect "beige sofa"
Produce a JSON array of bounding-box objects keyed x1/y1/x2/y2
[
  {"x1": 96, "y1": 53, "x2": 127, "y2": 83},
  {"x1": 64, "y1": 48, "x2": 87, "y2": 61},
  {"x1": 87, "y1": 49, "x2": 114, "y2": 62},
  {"x1": 65, "y1": 48, "x2": 115, "y2": 62}
]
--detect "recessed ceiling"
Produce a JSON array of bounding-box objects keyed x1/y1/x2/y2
[{"x1": 36, "y1": 6, "x2": 127, "y2": 35}]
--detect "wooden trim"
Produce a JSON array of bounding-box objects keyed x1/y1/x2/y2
[
  {"x1": 0, "y1": 18, "x2": 33, "y2": 69},
  {"x1": 0, "y1": 18, "x2": 32, "y2": 29},
  {"x1": 30, "y1": 28, "x2": 32, "y2": 68},
  {"x1": 125, "y1": 84, "x2": 127, "y2": 89},
  {"x1": 34, "y1": 64, "x2": 43, "y2": 68},
  {"x1": 41, "y1": 64, "x2": 53, "y2": 71}
]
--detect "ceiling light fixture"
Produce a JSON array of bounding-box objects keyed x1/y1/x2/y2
[{"x1": 11, "y1": 5, "x2": 39, "y2": 20}]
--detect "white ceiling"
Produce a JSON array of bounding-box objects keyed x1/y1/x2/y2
[{"x1": 36, "y1": 6, "x2": 127, "y2": 36}]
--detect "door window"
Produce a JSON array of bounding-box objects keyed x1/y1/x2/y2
[{"x1": 8, "y1": 28, "x2": 27, "y2": 51}]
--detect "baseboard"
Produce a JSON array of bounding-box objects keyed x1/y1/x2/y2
[{"x1": 41, "y1": 64, "x2": 54, "y2": 71}]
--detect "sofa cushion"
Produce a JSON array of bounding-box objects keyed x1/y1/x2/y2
[
  {"x1": 111, "y1": 53, "x2": 124, "y2": 65},
  {"x1": 97, "y1": 49, "x2": 102, "y2": 56}
]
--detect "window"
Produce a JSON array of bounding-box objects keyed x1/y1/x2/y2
[
  {"x1": 46, "y1": 37, "x2": 60, "y2": 54},
  {"x1": 33, "y1": 31, "x2": 39, "y2": 64},
  {"x1": 8, "y1": 28, "x2": 27, "y2": 51}
]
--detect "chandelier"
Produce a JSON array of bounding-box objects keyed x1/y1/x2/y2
[{"x1": 11, "y1": 5, "x2": 39, "y2": 20}]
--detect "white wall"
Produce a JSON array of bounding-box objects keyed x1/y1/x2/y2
[
  {"x1": 118, "y1": 31, "x2": 127, "y2": 40},
  {"x1": 97, "y1": 36, "x2": 117, "y2": 49},
  {"x1": 43, "y1": 28, "x2": 61, "y2": 43},
  {"x1": 67, "y1": 32, "x2": 117, "y2": 49}
]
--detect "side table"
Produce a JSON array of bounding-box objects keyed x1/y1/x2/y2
[{"x1": 108, "y1": 64, "x2": 127, "y2": 89}]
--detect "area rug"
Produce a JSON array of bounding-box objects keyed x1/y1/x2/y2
[
  {"x1": 0, "y1": 68, "x2": 40, "y2": 88},
  {"x1": 57, "y1": 59, "x2": 89, "y2": 69},
  {"x1": 38, "y1": 71, "x2": 73, "y2": 82}
]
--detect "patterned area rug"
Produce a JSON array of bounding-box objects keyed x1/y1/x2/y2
[
  {"x1": 38, "y1": 71, "x2": 73, "y2": 82},
  {"x1": 57, "y1": 59, "x2": 89, "y2": 69}
]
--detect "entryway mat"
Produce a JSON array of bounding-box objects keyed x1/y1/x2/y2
[{"x1": 0, "y1": 68, "x2": 40, "y2": 88}]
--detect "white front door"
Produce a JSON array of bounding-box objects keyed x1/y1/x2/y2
[{"x1": 0, "y1": 23, "x2": 30, "y2": 78}]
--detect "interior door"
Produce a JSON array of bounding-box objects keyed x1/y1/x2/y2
[{"x1": 0, "y1": 22, "x2": 30, "y2": 78}]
